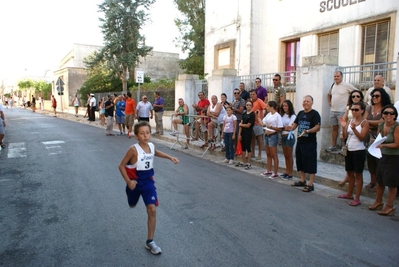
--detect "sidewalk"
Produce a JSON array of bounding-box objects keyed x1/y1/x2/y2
[{"x1": 34, "y1": 107, "x2": 386, "y2": 201}]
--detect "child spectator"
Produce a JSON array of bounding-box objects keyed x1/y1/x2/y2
[
  {"x1": 235, "y1": 100, "x2": 255, "y2": 170},
  {"x1": 221, "y1": 106, "x2": 237, "y2": 164}
]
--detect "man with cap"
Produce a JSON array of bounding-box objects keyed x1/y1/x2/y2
[{"x1": 89, "y1": 93, "x2": 97, "y2": 121}]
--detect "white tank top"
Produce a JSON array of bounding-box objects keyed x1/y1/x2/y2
[{"x1": 347, "y1": 119, "x2": 366, "y2": 151}]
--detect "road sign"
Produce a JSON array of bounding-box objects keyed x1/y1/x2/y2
[
  {"x1": 56, "y1": 77, "x2": 64, "y2": 86},
  {"x1": 56, "y1": 77, "x2": 64, "y2": 92},
  {"x1": 136, "y1": 71, "x2": 144, "y2": 83}
]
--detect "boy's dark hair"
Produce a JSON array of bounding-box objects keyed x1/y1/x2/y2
[
  {"x1": 134, "y1": 121, "x2": 151, "y2": 135},
  {"x1": 267, "y1": 101, "x2": 278, "y2": 109},
  {"x1": 127, "y1": 91, "x2": 132, "y2": 98}
]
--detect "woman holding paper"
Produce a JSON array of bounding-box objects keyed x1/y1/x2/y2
[
  {"x1": 369, "y1": 105, "x2": 399, "y2": 216},
  {"x1": 363, "y1": 88, "x2": 391, "y2": 190},
  {"x1": 338, "y1": 101, "x2": 369, "y2": 206}
]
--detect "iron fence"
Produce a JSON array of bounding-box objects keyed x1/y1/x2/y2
[{"x1": 337, "y1": 62, "x2": 397, "y2": 93}]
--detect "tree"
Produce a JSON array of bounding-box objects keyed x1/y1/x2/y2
[
  {"x1": 174, "y1": 0, "x2": 205, "y2": 76},
  {"x1": 85, "y1": 0, "x2": 155, "y2": 92}
]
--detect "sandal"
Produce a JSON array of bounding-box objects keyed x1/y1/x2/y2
[
  {"x1": 338, "y1": 194, "x2": 354, "y2": 200},
  {"x1": 0, "y1": 143, "x2": 5, "y2": 149},
  {"x1": 291, "y1": 181, "x2": 307, "y2": 187},
  {"x1": 244, "y1": 164, "x2": 252, "y2": 170},
  {"x1": 368, "y1": 202, "x2": 384, "y2": 211},
  {"x1": 302, "y1": 184, "x2": 314, "y2": 192},
  {"x1": 338, "y1": 180, "x2": 348, "y2": 187},
  {"x1": 199, "y1": 143, "x2": 208, "y2": 148},
  {"x1": 348, "y1": 199, "x2": 361, "y2": 206},
  {"x1": 191, "y1": 138, "x2": 199, "y2": 141},
  {"x1": 235, "y1": 162, "x2": 245, "y2": 167},
  {"x1": 378, "y1": 206, "x2": 396, "y2": 216}
]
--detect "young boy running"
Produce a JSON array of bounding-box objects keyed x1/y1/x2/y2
[{"x1": 118, "y1": 121, "x2": 179, "y2": 255}]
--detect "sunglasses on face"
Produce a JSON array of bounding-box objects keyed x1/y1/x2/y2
[
  {"x1": 383, "y1": 111, "x2": 395, "y2": 116},
  {"x1": 371, "y1": 94, "x2": 380, "y2": 98},
  {"x1": 352, "y1": 95, "x2": 361, "y2": 99},
  {"x1": 351, "y1": 108, "x2": 360, "y2": 112},
  {"x1": 272, "y1": 79, "x2": 279, "y2": 81},
  {"x1": 234, "y1": 92, "x2": 240, "y2": 94}
]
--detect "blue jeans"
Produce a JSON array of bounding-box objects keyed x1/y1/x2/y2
[{"x1": 224, "y1": 132, "x2": 234, "y2": 160}]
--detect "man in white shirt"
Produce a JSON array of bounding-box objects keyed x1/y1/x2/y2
[
  {"x1": 136, "y1": 95, "x2": 153, "y2": 122},
  {"x1": 89, "y1": 93, "x2": 97, "y2": 121},
  {"x1": 326, "y1": 71, "x2": 357, "y2": 152},
  {"x1": 364, "y1": 75, "x2": 394, "y2": 105}
]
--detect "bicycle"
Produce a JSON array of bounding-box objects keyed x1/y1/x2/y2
[{"x1": 189, "y1": 116, "x2": 220, "y2": 142}]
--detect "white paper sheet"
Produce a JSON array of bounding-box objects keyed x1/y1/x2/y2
[{"x1": 367, "y1": 133, "x2": 387, "y2": 159}]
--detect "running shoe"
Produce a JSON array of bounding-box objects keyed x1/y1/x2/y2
[{"x1": 145, "y1": 241, "x2": 162, "y2": 255}]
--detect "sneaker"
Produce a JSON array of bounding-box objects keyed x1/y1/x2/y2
[
  {"x1": 221, "y1": 159, "x2": 229, "y2": 163},
  {"x1": 325, "y1": 146, "x2": 338, "y2": 152},
  {"x1": 117, "y1": 132, "x2": 123, "y2": 136},
  {"x1": 181, "y1": 145, "x2": 189, "y2": 149},
  {"x1": 145, "y1": 241, "x2": 162, "y2": 255},
  {"x1": 279, "y1": 173, "x2": 288, "y2": 177},
  {"x1": 228, "y1": 160, "x2": 234, "y2": 165},
  {"x1": 244, "y1": 164, "x2": 252, "y2": 170},
  {"x1": 261, "y1": 171, "x2": 273, "y2": 177},
  {"x1": 281, "y1": 175, "x2": 293, "y2": 181},
  {"x1": 122, "y1": 132, "x2": 126, "y2": 135},
  {"x1": 170, "y1": 130, "x2": 178, "y2": 136},
  {"x1": 269, "y1": 174, "x2": 279, "y2": 179},
  {"x1": 235, "y1": 162, "x2": 245, "y2": 167}
]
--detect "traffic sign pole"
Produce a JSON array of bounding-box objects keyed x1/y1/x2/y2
[{"x1": 136, "y1": 71, "x2": 144, "y2": 102}]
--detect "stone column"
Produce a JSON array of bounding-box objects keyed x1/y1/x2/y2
[
  {"x1": 208, "y1": 69, "x2": 237, "y2": 103},
  {"x1": 296, "y1": 55, "x2": 338, "y2": 159},
  {"x1": 174, "y1": 74, "x2": 200, "y2": 116}
]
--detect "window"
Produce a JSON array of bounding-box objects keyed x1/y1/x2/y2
[
  {"x1": 285, "y1": 40, "x2": 300, "y2": 84},
  {"x1": 319, "y1": 32, "x2": 339, "y2": 57},
  {"x1": 361, "y1": 20, "x2": 389, "y2": 64},
  {"x1": 285, "y1": 40, "x2": 300, "y2": 72},
  {"x1": 214, "y1": 40, "x2": 236, "y2": 70}
]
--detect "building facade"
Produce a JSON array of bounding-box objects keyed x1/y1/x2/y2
[
  {"x1": 205, "y1": 0, "x2": 398, "y2": 77},
  {"x1": 53, "y1": 44, "x2": 181, "y2": 109}
]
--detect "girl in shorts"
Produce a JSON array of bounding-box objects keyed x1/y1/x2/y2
[{"x1": 235, "y1": 100, "x2": 255, "y2": 170}]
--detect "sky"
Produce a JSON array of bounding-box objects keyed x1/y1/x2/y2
[{"x1": 0, "y1": 0, "x2": 183, "y2": 84}]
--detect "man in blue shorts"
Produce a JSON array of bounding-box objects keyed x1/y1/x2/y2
[{"x1": 115, "y1": 95, "x2": 126, "y2": 135}]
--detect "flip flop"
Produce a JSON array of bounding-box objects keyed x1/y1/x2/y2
[{"x1": 338, "y1": 194, "x2": 353, "y2": 199}]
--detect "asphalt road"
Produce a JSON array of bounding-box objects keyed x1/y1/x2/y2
[{"x1": 1, "y1": 108, "x2": 398, "y2": 267}]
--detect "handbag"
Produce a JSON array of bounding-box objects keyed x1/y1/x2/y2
[
  {"x1": 235, "y1": 140, "x2": 242, "y2": 156},
  {"x1": 341, "y1": 144, "x2": 348, "y2": 156}
]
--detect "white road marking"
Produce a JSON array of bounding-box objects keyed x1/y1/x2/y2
[
  {"x1": 42, "y1": 141, "x2": 65, "y2": 145},
  {"x1": 42, "y1": 140, "x2": 65, "y2": 155},
  {"x1": 7, "y1": 142, "x2": 27, "y2": 158}
]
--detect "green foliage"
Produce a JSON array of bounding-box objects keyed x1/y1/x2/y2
[
  {"x1": 174, "y1": 0, "x2": 205, "y2": 76},
  {"x1": 17, "y1": 79, "x2": 51, "y2": 99},
  {"x1": 128, "y1": 78, "x2": 176, "y2": 110},
  {"x1": 17, "y1": 79, "x2": 35, "y2": 91},
  {"x1": 85, "y1": 0, "x2": 155, "y2": 92}
]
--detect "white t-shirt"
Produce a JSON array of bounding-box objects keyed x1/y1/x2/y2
[
  {"x1": 262, "y1": 112, "x2": 283, "y2": 133},
  {"x1": 90, "y1": 97, "x2": 96, "y2": 107},
  {"x1": 136, "y1": 101, "x2": 153, "y2": 118},
  {"x1": 328, "y1": 81, "x2": 357, "y2": 112},
  {"x1": 281, "y1": 113, "x2": 296, "y2": 135}
]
